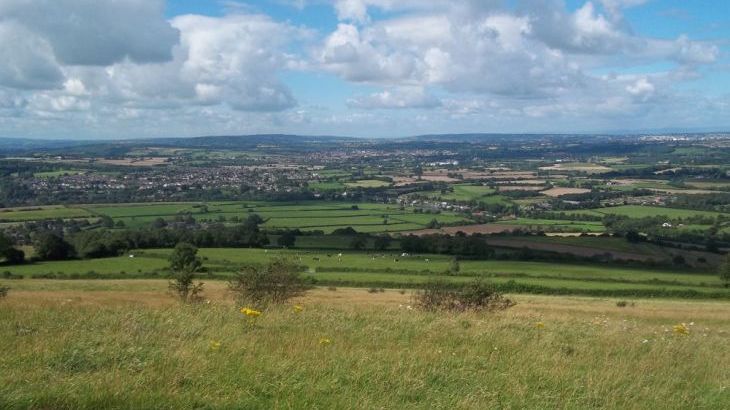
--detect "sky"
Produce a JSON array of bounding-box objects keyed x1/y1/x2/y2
[{"x1": 0, "y1": 0, "x2": 728, "y2": 139}]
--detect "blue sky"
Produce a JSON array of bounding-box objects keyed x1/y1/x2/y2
[{"x1": 0, "y1": 0, "x2": 728, "y2": 139}]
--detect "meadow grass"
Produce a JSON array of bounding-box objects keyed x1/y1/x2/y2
[{"x1": 0, "y1": 281, "x2": 728, "y2": 409}]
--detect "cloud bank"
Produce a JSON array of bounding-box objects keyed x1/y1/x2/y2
[{"x1": 0, "y1": 0, "x2": 726, "y2": 138}]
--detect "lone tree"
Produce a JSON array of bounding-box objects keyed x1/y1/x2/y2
[
  {"x1": 277, "y1": 230, "x2": 297, "y2": 248},
  {"x1": 168, "y1": 242, "x2": 204, "y2": 302},
  {"x1": 720, "y1": 253, "x2": 730, "y2": 288}
]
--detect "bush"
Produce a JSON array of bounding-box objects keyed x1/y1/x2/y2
[
  {"x1": 229, "y1": 258, "x2": 309, "y2": 308},
  {"x1": 414, "y1": 280, "x2": 515, "y2": 312},
  {"x1": 0, "y1": 283, "x2": 8, "y2": 299},
  {"x1": 616, "y1": 300, "x2": 628, "y2": 307}
]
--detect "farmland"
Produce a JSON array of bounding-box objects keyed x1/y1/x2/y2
[{"x1": 0, "y1": 201, "x2": 471, "y2": 233}]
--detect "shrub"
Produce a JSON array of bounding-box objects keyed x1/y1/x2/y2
[
  {"x1": 616, "y1": 300, "x2": 628, "y2": 307},
  {"x1": 414, "y1": 280, "x2": 515, "y2": 312},
  {"x1": 448, "y1": 257, "x2": 460, "y2": 275},
  {"x1": 229, "y1": 258, "x2": 309, "y2": 308},
  {"x1": 720, "y1": 253, "x2": 730, "y2": 288},
  {"x1": 0, "y1": 283, "x2": 8, "y2": 299}
]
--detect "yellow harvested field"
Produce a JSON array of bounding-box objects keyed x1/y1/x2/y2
[{"x1": 541, "y1": 187, "x2": 591, "y2": 197}]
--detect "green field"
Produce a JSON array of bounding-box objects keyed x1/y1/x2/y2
[
  {"x1": 307, "y1": 181, "x2": 345, "y2": 191},
  {"x1": 5, "y1": 248, "x2": 726, "y2": 297},
  {"x1": 500, "y1": 218, "x2": 605, "y2": 232},
  {"x1": 75, "y1": 201, "x2": 471, "y2": 232},
  {"x1": 33, "y1": 169, "x2": 85, "y2": 178},
  {"x1": 567, "y1": 205, "x2": 727, "y2": 220},
  {"x1": 0, "y1": 206, "x2": 94, "y2": 222},
  {"x1": 413, "y1": 184, "x2": 515, "y2": 204}
]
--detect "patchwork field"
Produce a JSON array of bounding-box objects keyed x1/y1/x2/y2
[
  {"x1": 1, "y1": 281, "x2": 728, "y2": 409},
  {"x1": 25, "y1": 201, "x2": 475, "y2": 232}
]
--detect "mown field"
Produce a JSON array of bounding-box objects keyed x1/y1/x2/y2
[
  {"x1": 1, "y1": 281, "x2": 728, "y2": 409},
  {"x1": 4, "y1": 248, "x2": 727, "y2": 298}
]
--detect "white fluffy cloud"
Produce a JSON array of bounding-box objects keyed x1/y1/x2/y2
[
  {"x1": 0, "y1": 0, "x2": 179, "y2": 66},
  {"x1": 317, "y1": 0, "x2": 722, "y2": 130},
  {"x1": 97, "y1": 14, "x2": 299, "y2": 111},
  {"x1": 348, "y1": 86, "x2": 440, "y2": 109}
]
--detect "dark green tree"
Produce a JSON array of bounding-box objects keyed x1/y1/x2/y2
[
  {"x1": 277, "y1": 230, "x2": 297, "y2": 248},
  {"x1": 350, "y1": 236, "x2": 367, "y2": 250},
  {"x1": 0, "y1": 232, "x2": 24, "y2": 264},
  {"x1": 34, "y1": 232, "x2": 75, "y2": 261},
  {"x1": 373, "y1": 235, "x2": 392, "y2": 251}
]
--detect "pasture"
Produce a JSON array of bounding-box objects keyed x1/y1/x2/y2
[
  {"x1": 4, "y1": 248, "x2": 727, "y2": 298},
  {"x1": 1, "y1": 281, "x2": 728, "y2": 409},
  {"x1": 417, "y1": 184, "x2": 498, "y2": 202},
  {"x1": 568, "y1": 205, "x2": 727, "y2": 220}
]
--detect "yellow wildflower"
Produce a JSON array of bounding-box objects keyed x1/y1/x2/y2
[
  {"x1": 535, "y1": 322, "x2": 545, "y2": 329},
  {"x1": 293, "y1": 305, "x2": 304, "y2": 313},
  {"x1": 673, "y1": 323, "x2": 689, "y2": 335},
  {"x1": 240, "y1": 307, "x2": 262, "y2": 318},
  {"x1": 209, "y1": 340, "x2": 221, "y2": 351},
  {"x1": 319, "y1": 338, "x2": 332, "y2": 345}
]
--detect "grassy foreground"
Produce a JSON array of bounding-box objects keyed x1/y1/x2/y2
[{"x1": 1, "y1": 280, "x2": 729, "y2": 409}]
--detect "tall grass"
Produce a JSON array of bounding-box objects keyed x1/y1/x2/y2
[{"x1": 0, "y1": 285, "x2": 728, "y2": 409}]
